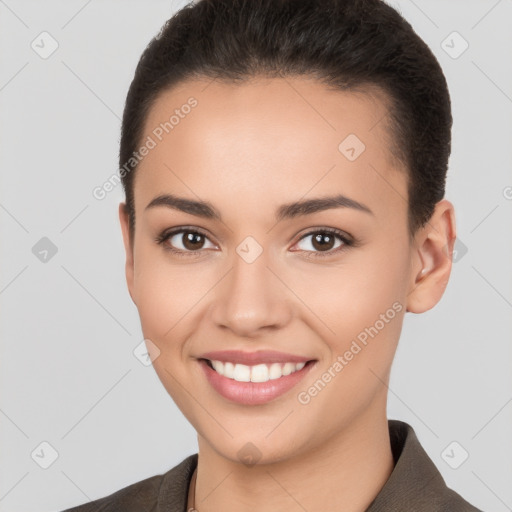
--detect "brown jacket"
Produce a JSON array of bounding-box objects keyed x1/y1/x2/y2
[{"x1": 61, "y1": 420, "x2": 483, "y2": 511}]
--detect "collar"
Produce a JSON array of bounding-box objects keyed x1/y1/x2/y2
[
  {"x1": 366, "y1": 420, "x2": 480, "y2": 511},
  {"x1": 157, "y1": 419, "x2": 481, "y2": 511}
]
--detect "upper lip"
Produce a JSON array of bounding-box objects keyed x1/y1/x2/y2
[{"x1": 198, "y1": 350, "x2": 315, "y2": 365}]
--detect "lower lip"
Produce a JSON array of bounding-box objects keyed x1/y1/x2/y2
[{"x1": 198, "y1": 359, "x2": 316, "y2": 405}]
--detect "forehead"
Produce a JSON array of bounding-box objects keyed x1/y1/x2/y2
[{"x1": 134, "y1": 76, "x2": 406, "y2": 224}]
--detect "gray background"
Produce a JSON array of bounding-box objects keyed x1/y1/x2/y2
[{"x1": 1, "y1": 1, "x2": 511, "y2": 511}]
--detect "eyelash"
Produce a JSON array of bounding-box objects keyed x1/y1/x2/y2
[{"x1": 154, "y1": 226, "x2": 355, "y2": 259}]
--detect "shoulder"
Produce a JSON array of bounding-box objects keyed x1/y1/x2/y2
[
  {"x1": 367, "y1": 420, "x2": 484, "y2": 512},
  {"x1": 436, "y1": 489, "x2": 484, "y2": 512},
  {"x1": 59, "y1": 453, "x2": 198, "y2": 512},
  {"x1": 60, "y1": 474, "x2": 163, "y2": 512}
]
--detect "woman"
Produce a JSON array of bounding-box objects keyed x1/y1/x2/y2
[{"x1": 63, "y1": 0, "x2": 482, "y2": 510}]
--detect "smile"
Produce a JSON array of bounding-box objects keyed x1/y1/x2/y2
[
  {"x1": 207, "y1": 359, "x2": 306, "y2": 382},
  {"x1": 198, "y1": 358, "x2": 317, "y2": 405}
]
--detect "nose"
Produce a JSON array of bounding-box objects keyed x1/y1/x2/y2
[{"x1": 209, "y1": 245, "x2": 293, "y2": 338}]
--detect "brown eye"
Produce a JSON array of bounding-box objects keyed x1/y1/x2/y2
[
  {"x1": 292, "y1": 228, "x2": 353, "y2": 258},
  {"x1": 296, "y1": 231, "x2": 344, "y2": 252},
  {"x1": 181, "y1": 231, "x2": 206, "y2": 250},
  {"x1": 157, "y1": 228, "x2": 217, "y2": 255},
  {"x1": 311, "y1": 232, "x2": 336, "y2": 251}
]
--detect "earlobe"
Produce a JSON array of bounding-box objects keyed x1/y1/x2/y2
[
  {"x1": 406, "y1": 200, "x2": 456, "y2": 314},
  {"x1": 118, "y1": 203, "x2": 136, "y2": 304}
]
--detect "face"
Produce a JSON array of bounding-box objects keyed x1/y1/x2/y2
[{"x1": 119, "y1": 76, "x2": 446, "y2": 465}]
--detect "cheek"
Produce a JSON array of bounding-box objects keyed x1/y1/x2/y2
[
  {"x1": 131, "y1": 256, "x2": 202, "y2": 408},
  {"x1": 293, "y1": 246, "x2": 407, "y2": 326},
  {"x1": 132, "y1": 249, "x2": 208, "y2": 338},
  {"x1": 285, "y1": 243, "x2": 409, "y2": 378},
  {"x1": 131, "y1": 252, "x2": 218, "y2": 399},
  {"x1": 291, "y1": 256, "x2": 407, "y2": 433}
]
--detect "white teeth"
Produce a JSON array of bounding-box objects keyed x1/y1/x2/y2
[
  {"x1": 211, "y1": 360, "x2": 223, "y2": 373},
  {"x1": 208, "y1": 360, "x2": 308, "y2": 382},
  {"x1": 269, "y1": 362, "x2": 283, "y2": 380},
  {"x1": 224, "y1": 361, "x2": 235, "y2": 378},
  {"x1": 250, "y1": 364, "x2": 269, "y2": 383},
  {"x1": 233, "y1": 363, "x2": 251, "y2": 382},
  {"x1": 281, "y1": 362, "x2": 295, "y2": 376}
]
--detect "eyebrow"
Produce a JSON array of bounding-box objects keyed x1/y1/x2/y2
[{"x1": 145, "y1": 193, "x2": 373, "y2": 221}]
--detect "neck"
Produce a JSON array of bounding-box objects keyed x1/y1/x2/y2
[{"x1": 189, "y1": 405, "x2": 394, "y2": 512}]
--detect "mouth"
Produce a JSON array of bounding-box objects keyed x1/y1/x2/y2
[
  {"x1": 200, "y1": 358, "x2": 315, "y2": 381},
  {"x1": 198, "y1": 357, "x2": 317, "y2": 405}
]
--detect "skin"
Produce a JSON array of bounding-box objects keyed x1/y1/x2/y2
[{"x1": 119, "y1": 76, "x2": 456, "y2": 512}]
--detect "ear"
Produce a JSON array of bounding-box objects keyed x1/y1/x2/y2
[
  {"x1": 406, "y1": 199, "x2": 456, "y2": 313},
  {"x1": 118, "y1": 203, "x2": 136, "y2": 304}
]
